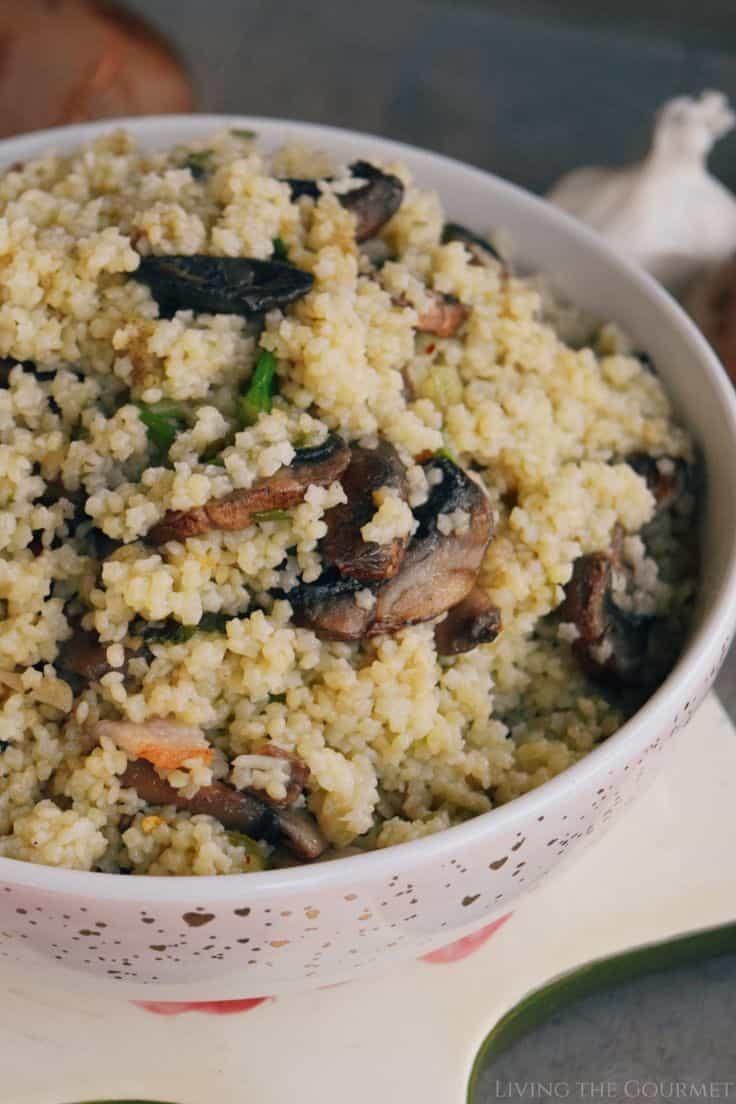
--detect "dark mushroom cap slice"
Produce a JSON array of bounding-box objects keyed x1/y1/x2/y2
[
  {"x1": 146, "y1": 434, "x2": 350, "y2": 545},
  {"x1": 559, "y1": 550, "x2": 656, "y2": 688},
  {"x1": 625, "y1": 453, "x2": 691, "y2": 514},
  {"x1": 133, "y1": 255, "x2": 314, "y2": 318},
  {"x1": 60, "y1": 626, "x2": 132, "y2": 682},
  {"x1": 282, "y1": 178, "x2": 323, "y2": 200},
  {"x1": 120, "y1": 758, "x2": 327, "y2": 861},
  {"x1": 342, "y1": 161, "x2": 405, "y2": 242},
  {"x1": 321, "y1": 439, "x2": 411, "y2": 582},
  {"x1": 281, "y1": 162, "x2": 404, "y2": 242},
  {"x1": 441, "y1": 222, "x2": 501, "y2": 265},
  {"x1": 434, "y1": 587, "x2": 502, "y2": 656},
  {"x1": 369, "y1": 457, "x2": 493, "y2": 634},
  {"x1": 288, "y1": 571, "x2": 370, "y2": 641}
]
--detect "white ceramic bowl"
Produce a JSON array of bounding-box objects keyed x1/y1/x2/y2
[{"x1": 1, "y1": 116, "x2": 735, "y2": 1000}]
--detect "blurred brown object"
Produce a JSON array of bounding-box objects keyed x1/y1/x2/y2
[
  {"x1": 0, "y1": 0, "x2": 195, "y2": 138},
  {"x1": 687, "y1": 259, "x2": 736, "y2": 387}
]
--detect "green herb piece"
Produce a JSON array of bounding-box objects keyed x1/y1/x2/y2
[
  {"x1": 226, "y1": 831, "x2": 269, "y2": 871},
  {"x1": 168, "y1": 623, "x2": 197, "y2": 644},
  {"x1": 200, "y1": 439, "x2": 227, "y2": 463},
  {"x1": 252, "y1": 508, "x2": 290, "y2": 522},
  {"x1": 198, "y1": 612, "x2": 232, "y2": 634},
  {"x1": 142, "y1": 612, "x2": 234, "y2": 645},
  {"x1": 184, "y1": 150, "x2": 213, "y2": 180},
  {"x1": 268, "y1": 692, "x2": 287, "y2": 703},
  {"x1": 136, "y1": 400, "x2": 187, "y2": 453},
  {"x1": 272, "y1": 236, "x2": 288, "y2": 261},
  {"x1": 239, "y1": 350, "x2": 277, "y2": 427},
  {"x1": 231, "y1": 128, "x2": 257, "y2": 140},
  {"x1": 434, "y1": 444, "x2": 458, "y2": 464}
]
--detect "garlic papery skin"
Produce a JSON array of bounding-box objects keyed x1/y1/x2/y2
[{"x1": 547, "y1": 91, "x2": 736, "y2": 291}]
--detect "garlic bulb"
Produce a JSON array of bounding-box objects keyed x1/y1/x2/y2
[{"x1": 547, "y1": 91, "x2": 736, "y2": 290}]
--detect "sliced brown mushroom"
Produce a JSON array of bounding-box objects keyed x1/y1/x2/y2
[
  {"x1": 282, "y1": 161, "x2": 404, "y2": 242},
  {"x1": 434, "y1": 587, "x2": 502, "y2": 656},
  {"x1": 146, "y1": 434, "x2": 350, "y2": 545},
  {"x1": 119, "y1": 758, "x2": 326, "y2": 860},
  {"x1": 286, "y1": 572, "x2": 370, "y2": 641},
  {"x1": 414, "y1": 292, "x2": 470, "y2": 338},
  {"x1": 321, "y1": 439, "x2": 410, "y2": 582},
  {"x1": 559, "y1": 549, "x2": 656, "y2": 688},
  {"x1": 60, "y1": 626, "x2": 137, "y2": 682},
  {"x1": 626, "y1": 453, "x2": 690, "y2": 514},
  {"x1": 342, "y1": 161, "x2": 405, "y2": 242},
  {"x1": 242, "y1": 745, "x2": 310, "y2": 807},
  {"x1": 441, "y1": 222, "x2": 501, "y2": 266},
  {"x1": 290, "y1": 455, "x2": 494, "y2": 640}
]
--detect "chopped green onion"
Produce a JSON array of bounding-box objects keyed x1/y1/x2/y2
[
  {"x1": 226, "y1": 831, "x2": 268, "y2": 871},
  {"x1": 268, "y1": 692, "x2": 287, "y2": 704},
  {"x1": 252, "y1": 508, "x2": 290, "y2": 522},
  {"x1": 239, "y1": 350, "x2": 277, "y2": 427},
  {"x1": 198, "y1": 612, "x2": 233, "y2": 634},
  {"x1": 136, "y1": 400, "x2": 187, "y2": 453},
  {"x1": 231, "y1": 128, "x2": 257, "y2": 140},
  {"x1": 143, "y1": 612, "x2": 234, "y2": 644},
  {"x1": 200, "y1": 438, "x2": 227, "y2": 464},
  {"x1": 168, "y1": 623, "x2": 197, "y2": 644},
  {"x1": 184, "y1": 149, "x2": 213, "y2": 180},
  {"x1": 435, "y1": 445, "x2": 458, "y2": 464},
  {"x1": 272, "y1": 237, "x2": 288, "y2": 261}
]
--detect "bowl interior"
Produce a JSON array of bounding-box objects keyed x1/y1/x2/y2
[{"x1": 0, "y1": 114, "x2": 734, "y2": 899}]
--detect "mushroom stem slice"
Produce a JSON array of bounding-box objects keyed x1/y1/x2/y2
[
  {"x1": 435, "y1": 588, "x2": 502, "y2": 656},
  {"x1": 560, "y1": 551, "x2": 656, "y2": 687},
  {"x1": 322, "y1": 440, "x2": 410, "y2": 583},
  {"x1": 120, "y1": 759, "x2": 327, "y2": 861},
  {"x1": 146, "y1": 434, "x2": 350, "y2": 545}
]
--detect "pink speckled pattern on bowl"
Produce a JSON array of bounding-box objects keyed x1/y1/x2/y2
[{"x1": 1, "y1": 115, "x2": 735, "y2": 1000}]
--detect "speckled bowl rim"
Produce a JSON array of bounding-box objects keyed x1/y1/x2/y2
[{"x1": 1, "y1": 113, "x2": 735, "y2": 902}]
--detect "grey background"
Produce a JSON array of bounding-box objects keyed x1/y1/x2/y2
[{"x1": 126, "y1": 0, "x2": 736, "y2": 1095}]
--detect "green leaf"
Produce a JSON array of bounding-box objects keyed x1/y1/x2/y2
[
  {"x1": 142, "y1": 612, "x2": 234, "y2": 644},
  {"x1": 136, "y1": 401, "x2": 186, "y2": 453},
  {"x1": 252, "y1": 508, "x2": 290, "y2": 522},
  {"x1": 272, "y1": 236, "x2": 289, "y2": 261},
  {"x1": 467, "y1": 920, "x2": 736, "y2": 1103},
  {"x1": 184, "y1": 149, "x2": 213, "y2": 179},
  {"x1": 434, "y1": 444, "x2": 458, "y2": 464},
  {"x1": 231, "y1": 128, "x2": 257, "y2": 140},
  {"x1": 226, "y1": 831, "x2": 269, "y2": 870},
  {"x1": 198, "y1": 612, "x2": 233, "y2": 634},
  {"x1": 239, "y1": 350, "x2": 278, "y2": 427}
]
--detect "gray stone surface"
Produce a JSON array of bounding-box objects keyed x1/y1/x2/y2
[
  {"x1": 475, "y1": 952, "x2": 736, "y2": 1100},
  {"x1": 123, "y1": 0, "x2": 736, "y2": 1092}
]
